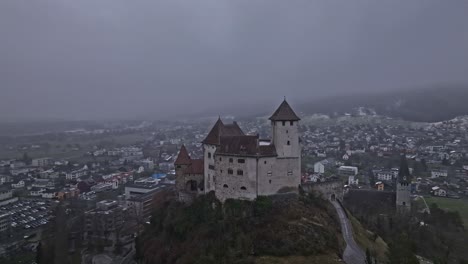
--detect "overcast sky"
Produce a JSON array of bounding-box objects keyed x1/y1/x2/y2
[{"x1": 1, "y1": 0, "x2": 467, "y2": 121}]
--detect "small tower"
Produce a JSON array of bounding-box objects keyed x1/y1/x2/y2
[
  {"x1": 269, "y1": 99, "x2": 301, "y2": 158},
  {"x1": 174, "y1": 145, "x2": 191, "y2": 191},
  {"x1": 396, "y1": 153, "x2": 412, "y2": 212}
]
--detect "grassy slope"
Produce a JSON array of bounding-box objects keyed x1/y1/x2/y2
[
  {"x1": 424, "y1": 196, "x2": 468, "y2": 228},
  {"x1": 347, "y1": 211, "x2": 388, "y2": 263}
]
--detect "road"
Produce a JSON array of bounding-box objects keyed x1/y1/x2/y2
[{"x1": 331, "y1": 201, "x2": 366, "y2": 264}]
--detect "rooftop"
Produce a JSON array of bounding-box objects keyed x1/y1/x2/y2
[{"x1": 269, "y1": 99, "x2": 301, "y2": 121}]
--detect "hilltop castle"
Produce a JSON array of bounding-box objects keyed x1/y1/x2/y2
[{"x1": 175, "y1": 99, "x2": 301, "y2": 202}]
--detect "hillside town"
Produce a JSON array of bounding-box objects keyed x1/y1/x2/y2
[{"x1": 0, "y1": 111, "x2": 468, "y2": 263}]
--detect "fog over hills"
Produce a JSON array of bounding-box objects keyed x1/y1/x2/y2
[{"x1": 195, "y1": 85, "x2": 468, "y2": 123}]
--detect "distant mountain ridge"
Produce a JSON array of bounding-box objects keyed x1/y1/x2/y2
[{"x1": 297, "y1": 85, "x2": 468, "y2": 122}]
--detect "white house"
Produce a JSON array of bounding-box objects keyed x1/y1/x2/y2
[
  {"x1": 11, "y1": 180, "x2": 25, "y2": 189},
  {"x1": 432, "y1": 186, "x2": 447, "y2": 197},
  {"x1": 348, "y1": 176, "x2": 359, "y2": 185},
  {"x1": 431, "y1": 170, "x2": 448, "y2": 178},
  {"x1": 314, "y1": 162, "x2": 324, "y2": 174},
  {"x1": 338, "y1": 166, "x2": 358, "y2": 176},
  {"x1": 376, "y1": 170, "x2": 397, "y2": 181},
  {"x1": 29, "y1": 187, "x2": 46, "y2": 196}
]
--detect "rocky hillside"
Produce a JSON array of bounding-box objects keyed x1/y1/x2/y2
[{"x1": 138, "y1": 192, "x2": 345, "y2": 264}]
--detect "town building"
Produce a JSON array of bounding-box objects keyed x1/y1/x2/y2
[
  {"x1": 84, "y1": 200, "x2": 126, "y2": 247},
  {"x1": 431, "y1": 169, "x2": 448, "y2": 178},
  {"x1": 0, "y1": 211, "x2": 11, "y2": 234},
  {"x1": 175, "y1": 99, "x2": 301, "y2": 202},
  {"x1": 31, "y1": 157, "x2": 53, "y2": 167},
  {"x1": 338, "y1": 166, "x2": 359, "y2": 176}
]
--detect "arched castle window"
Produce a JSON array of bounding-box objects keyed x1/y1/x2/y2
[
  {"x1": 237, "y1": 170, "x2": 243, "y2": 176},
  {"x1": 223, "y1": 184, "x2": 228, "y2": 188},
  {"x1": 240, "y1": 186, "x2": 247, "y2": 190}
]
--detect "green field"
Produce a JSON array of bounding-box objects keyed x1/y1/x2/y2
[{"x1": 424, "y1": 196, "x2": 468, "y2": 228}]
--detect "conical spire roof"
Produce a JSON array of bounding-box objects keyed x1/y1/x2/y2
[
  {"x1": 398, "y1": 153, "x2": 411, "y2": 183},
  {"x1": 174, "y1": 145, "x2": 191, "y2": 165},
  {"x1": 202, "y1": 118, "x2": 224, "y2": 145},
  {"x1": 269, "y1": 99, "x2": 300, "y2": 121}
]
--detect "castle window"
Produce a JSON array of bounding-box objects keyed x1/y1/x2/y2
[
  {"x1": 287, "y1": 141, "x2": 290, "y2": 145},
  {"x1": 286, "y1": 130, "x2": 288, "y2": 134},
  {"x1": 287, "y1": 171, "x2": 293, "y2": 176},
  {"x1": 282, "y1": 121, "x2": 285, "y2": 126},
  {"x1": 176, "y1": 165, "x2": 181, "y2": 169},
  {"x1": 264, "y1": 161, "x2": 267, "y2": 164},
  {"x1": 208, "y1": 152, "x2": 211, "y2": 158},
  {"x1": 228, "y1": 169, "x2": 233, "y2": 175},
  {"x1": 269, "y1": 180, "x2": 272, "y2": 184},
  {"x1": 267, "y1": 171, "x2": 272, "y2": 176},
  {"x1": 238, "y1": 159, "x2": 245, "y2": 163},
  {"x1": 219, "y1": 157, "x2": 222, "y2": 161},
  {"x1": 229, "y1": 158, "x2": 233, "y2": 163},
  {"x1": 240, "y1": 186, "x2": 247, "y2": 190},
  {"x1": 237, "y1": 170, "x2": 244, "y2": 176},
  {"x1": 209, "y1": 165, "x2": 215, "y2": 170},
  {"x1": 290, "y1": 121, "x2": 293, "y2": 126},
  {"x1": 223, "y1": 184, "x2": 228, "y2": 188}
]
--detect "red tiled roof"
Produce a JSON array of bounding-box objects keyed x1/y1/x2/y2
[
  {"x1": 184, "y1": 159, "x2": 204, "y2": 175},
  {"x1": 174, "y1": 145, "x2": 191, "y2": 165},
  {"x1": 269, "y1": 99, "x2": 300, "y2": 121},
  {"x1": 202, "y1": 118, "x2": 244, "y2": 145},
  {"x1": 222, "y1": 122, "x2": 244, "y2": 136},
  {"x1": 258, "y1": 144, "x2": 277, "y2": 156},
  {"x1": 217, "y1": 135, "x2": 277, "y2": 157}
]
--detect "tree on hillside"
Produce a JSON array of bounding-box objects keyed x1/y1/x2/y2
[
  {"x1": 387, "y1": 234, "x2": 419, "y2": 264},
  {"x1": 22, "y1": 152, "x2": 32, "y2": 164},
  {"x1": 366, "y1": 248, "x2": 374, "y2": 264},
  {"x1": 36, "y1": 242, "x2": 43, "y2": 264}
]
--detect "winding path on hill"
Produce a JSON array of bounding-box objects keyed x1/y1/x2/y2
[{"x1": 331, "y1": 201, "x2": 366, "y2": 264}]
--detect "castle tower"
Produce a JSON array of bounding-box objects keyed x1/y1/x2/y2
[
  {"x1": 174, "y1": 145, "x2": 191, "y2": 191},
  {"x1": 201, "y1": 117, "x2": 244, "y2": 193},
  {"x1": 396, "y1": 153, "x2": 412, "y2": 211},
  {"x1": 269, "y1": 99, "x2": 301, "y2": 159}
]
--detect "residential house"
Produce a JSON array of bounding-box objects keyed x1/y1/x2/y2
[
  {"x1": 375, "y1": 181, "x2": 385, "y2": 191},
  {"x1": 431, "y1": 169, "x2": 448, "y2": 178},
  {"x1": 11, "y1": 180, "x2": 25, "y2": 189},
  {"x1": 338, "y1": 166, "x2": 358, "y2": 176},
  {"x1": 432, "y1": 186, "x2": 447, "y2": 197}
]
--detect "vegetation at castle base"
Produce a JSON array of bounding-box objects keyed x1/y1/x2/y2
[
  {"x1": 344, "y1": 194, "x2": 468, "y2": 264},
  {"x1": 139, "y1": 192, "x2": 344, "y2": 264}
]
